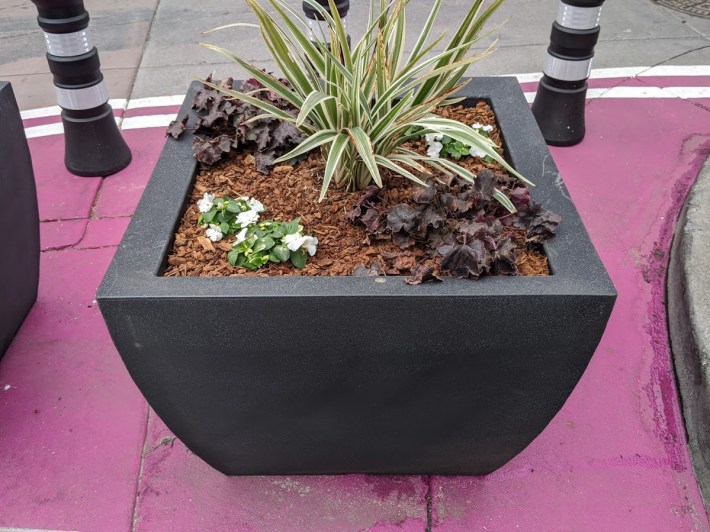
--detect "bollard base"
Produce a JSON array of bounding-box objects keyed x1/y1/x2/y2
[
  {"x1": 531, "y1": 76, "x2": 588, "y2": 147},
  {"x1": 62, "y1": 104, "x2": 132, "y2": 177}
]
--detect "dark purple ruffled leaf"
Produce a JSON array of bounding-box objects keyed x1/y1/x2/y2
[
  {"x1": 411, "y1": 184, "x2": 436, "y2": 204},
  {"x1": 474, "y1": 169, "x2": 496, "y2": 201},
  {"x1": 166, "y1": 114, "x2": 188, "y2": 139},
  {"x1": 493, "y1": 237, "x2": 517, "y2": 275},
  {"x1": 387, "y1": 204, "x2": 420, "y2": 233},
  {"x1": 405, "y1": 264, "x2": 442, "y2": 285},
  {"x1": 525, "y1": 205, "x2": 562, "y2": 243},
  {"x1": 438, "y1": 233, "x2": 492, "y2": 279}
]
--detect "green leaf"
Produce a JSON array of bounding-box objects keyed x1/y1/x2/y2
[
  {"x1": 320, "y1": 132, "x2": 350, "y2": 201},
  {"x1": 274, "y1": 129, "x2": 338, "y2": 164},
  {"x1": 203, "y1": 210, "x2": 216, "y2": 223},
  {"x1": 374, "y1": 154, "x2": 427, "y2": 186},
  {"x1": 219, "y1": 222, "x2": 230, "y2": 234},
  {"x1": 271, "y1": 244, "x2": 290, "y2": 262},
  {"x1": 290, "y1": 249, "x2": 308, "y2": 269},
  {"x1": 297, "y1": 91, "x2": 336, "y2": 127},
  {"x1": 253, "y1": 236, "x2": 275, "y2": 253},
  {"x1": 227, "y1": 250, "x2": 240, "y2": 267},
  {"x1": 493, "y1": 189, "x2": 516, "y2": 214},
  {"x1": 226, "y1": 201, "x2": 241, "y2": 213},
  {"x1": 284, "y1": 218, "x2": 301, "y2": 235},
  {"x1": 346, "y1": 127, "x2": 381, "y2": 187}
]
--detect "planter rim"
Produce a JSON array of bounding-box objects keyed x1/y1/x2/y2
[{"x1": 98, "y1": 77, "x2": 615, "y2": 301}]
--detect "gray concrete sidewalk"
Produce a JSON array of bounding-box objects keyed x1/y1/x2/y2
[{"x1": 2, "y1": 0, "x2": 710, "y2": 108}]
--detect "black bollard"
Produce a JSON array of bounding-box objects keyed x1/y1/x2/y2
[
  {"x1": 302, "y1": 0, "x2": 350, "y2": 44},
  {"x1": 531, "y1": 0, "x2": 605, "y2": 146},
  {"x1": 31, "y1": 0, "x2": 131, "y2": 177},
  {"x1": 0, "y1": 82, "x2": 40, "y2": 359}
]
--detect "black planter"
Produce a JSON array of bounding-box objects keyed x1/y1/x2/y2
[
  {"x1": 0, "y1": 82, "x2": 40, "y2": 359},
  {"x1": 97, "y1": 78, "x2": 616, "y2": 475}
]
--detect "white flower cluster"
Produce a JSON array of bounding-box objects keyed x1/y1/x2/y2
[
  {"x1": 197, "y1": 193, "x2": 267, "y2": 242},
  {"x1": 422, "y1": 122, "x2": 494, "y2": 160}
]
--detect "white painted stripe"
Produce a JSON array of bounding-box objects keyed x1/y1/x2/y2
[
  {"x1": 587, "y1": 86, "x2": 672, "y2": 98},
  {"x1": 20, "y1": 98, "x2": 126, "y2": 120},
  {"x1": 524, "y1": 85, "x2": 710, "y2": 103},
  {"x1": 20, "y1": 105, "x2": 63, "y2": 120},
  {"x1": 121, "y1": 114, "x2": 178, "y2": 130},
  {"x1": 24, "y1": 116, "x2": 122, "y2": 139},
  {"x1": 592, "y1": 67, "x2": 649, "y2": 79},
  {"x1": 24, "y1": 122, "x2": 64, "y2": 138},
  {"x1": 643, "y1": 65, "x2": 710, "y2": 77},
  {"x1": 511, "y1": 65, "x2": 710, "y2": 84},
  {"x1": 127, "y1": 95, "x2": 187, "y2": 110}
]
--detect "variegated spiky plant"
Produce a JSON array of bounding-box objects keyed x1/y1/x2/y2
[{"x1": 203, "y1": 0, "x2": 533, "y2": 211}]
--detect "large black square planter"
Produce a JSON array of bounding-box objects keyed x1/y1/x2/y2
[
  {"x1": 97, "y1": 78, "x2": 616, "y2": 475},
  {"x1": 1, "y1": 82, "x2": 40, "y2": 359}
]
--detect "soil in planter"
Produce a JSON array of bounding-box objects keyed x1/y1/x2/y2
[{"x1": 164, "y1": 104, "x2": 550, "y2": 278}]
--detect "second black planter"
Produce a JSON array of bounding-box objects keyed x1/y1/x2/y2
[{"x1": 98, "y1": 77, "x2": 616, "y2": 475}]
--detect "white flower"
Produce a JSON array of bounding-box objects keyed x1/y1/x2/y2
[
  {"x1": 239, "y1": 196, "x2": 265, "y2": 213},
  {"x1": 234, "y1": 227, "x2": 249, "y2": 245},
  {"x1": 284, "y1": 232, "x2": 306, "y2": 252},
  {"x1": 424, "y1": 132, "x2": 443, "y2": 143},
  {"x1": 471, "y1": 122, "x2": 493, "y2": 133},
  {"x1": 301, "y1": 235, "x2": 318, "y2": 256},
  {"x1": 205, "y1": 224, "x2": 223, "y2": 242},
  {"x1": 427, "y1": 141, "x2": 443, "y2": 158},
  {"x1": 248, "y1": 197, "x2": 265, "y2": 213},
  {"x1": 197, "y1": 193, "x2": 215, "y2": 213},
  {"x1": 469, "y1": 145, "x2": 487, "y2": 158},
  {"x1": 236, "y1": 209, "x2": 260, "y2": 227}
]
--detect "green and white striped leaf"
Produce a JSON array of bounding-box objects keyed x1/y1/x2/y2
[
  {"x1": 274, "y1": 129, "x2": 338, "y2": 163},
  {"x1": 346, "y1": 127, "x2": 381, "y2": 187},
  {"x1": 297, "y1": 92, "x2": 336, "y2": 127},
  {"x1": 321, "y1": 133, "x2": 350, "y2": 200}
]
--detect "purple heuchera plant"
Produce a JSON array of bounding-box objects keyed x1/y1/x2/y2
[{"x1": 166, "y1": 76, "x2": 305, "y2": 172}]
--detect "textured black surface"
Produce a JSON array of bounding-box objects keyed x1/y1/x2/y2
[
  {"x1": 0, "y1": 82, "x2": 39, "y2": 359},
  {"x1": 532, "y1": 76, "x2": 588, "y2": 147},
  {"x1": 653, "y1": 0, "x2": 710, "y2": 19},
  {"x1": 98, "y1": 77, "x2": 617, "y2": 475}
]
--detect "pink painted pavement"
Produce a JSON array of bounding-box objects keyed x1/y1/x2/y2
[{"x1": 1, "y1": 76, "x2": 710, "y2": 530}]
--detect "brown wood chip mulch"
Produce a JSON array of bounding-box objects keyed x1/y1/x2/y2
[{"x1": 164, "y1": 103, "x2": 549, "y2": 278}]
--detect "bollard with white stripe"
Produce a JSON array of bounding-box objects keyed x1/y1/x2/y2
[
  {"x1": 31, "y1": 0, "x2": 131, "y2": 177},
  {"x1": 531, "y1": 0, "x2": 605, "y2": 146},
  {"x1": 302, "y1": 0, "x2": 350, "y2": 45}
]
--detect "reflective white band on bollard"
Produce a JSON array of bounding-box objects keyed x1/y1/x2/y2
[
  {"x1": 43, "y1": 30, "x2": 93, "y2": 57},
  {"x1": 543, "y1": 54, "x2": 593, "y2": 82},
  {"x1": 55, "y1": 81, "x2": 108, "y2": 110},
  {"x1": 556, "y1": 4, "x2": 602, "y2": 30}
]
